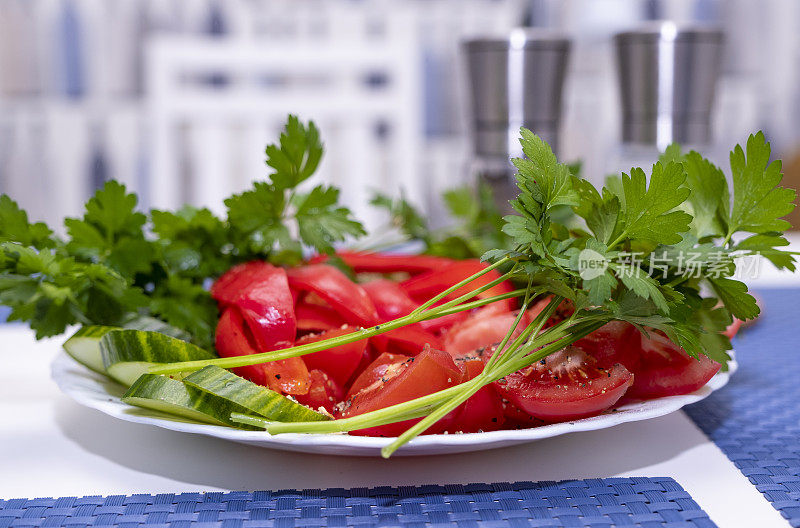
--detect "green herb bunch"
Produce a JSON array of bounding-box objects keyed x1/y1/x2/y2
[{"x1": 0, "y1": 116, "x2": 364, "y2": 348}]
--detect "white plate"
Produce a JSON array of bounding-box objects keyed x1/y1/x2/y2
[{"x1": 51, "y1": 351, "x2": 735, "y2": 457}]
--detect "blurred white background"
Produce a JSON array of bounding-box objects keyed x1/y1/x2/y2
[{"x1": 1, "y1": 0, "x2": 799, "y2": 232}]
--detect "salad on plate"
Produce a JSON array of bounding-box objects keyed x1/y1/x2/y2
[{"x1": 0, "y1": 116, "x2": 795, "y2": 457}]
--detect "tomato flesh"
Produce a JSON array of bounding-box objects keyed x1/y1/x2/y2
[
  {"x1": 298, "y1": 326, "x2": 366, "y2": 387},
  {"x1": 322, "y1": 251, "x2": 453, "y2": 275},
  {"x1": 340, "y1": 347, "x2": 462, "y2": 436},
  {"x1": 371, "y1": 325, "x2": 444, "y2": 356},
  {"x1": 491, "y1": 345, "x2": 633, "y2": 422},
  {"x1": 294, "y1": 369, "x2": 343, "y2": 414},
  {"x1": 215, "y1": 308, "x2": 310, "y2": 395},
  {"x1": 295, "y1": 302, "x2": 345, "y2": 332},
  {"x1": 627, "y1": 331, "x2": 721, "y2": 399},
  {"x1": 362, "y1": 279, "x2": 419, "y2": 321},
  {"x1": 400, "y1": 259, "x2": 516, "y2": 311},
  {"x1": 443, "y1": 359, "x2": 505, "y2": 433},
  {"x1": 287, "y1": 264, "x2": 378, "y2": 327},
  {"x1": 575, "y1": 322, "x2": 641, "y2": 372},
  {"x1": 444, "y1": 310, "x2": 532, "y2": 360}
]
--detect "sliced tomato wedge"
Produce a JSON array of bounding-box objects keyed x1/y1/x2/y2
[
  {"x1": 444, "y1": 310, "x2": 533, "y2": 360},
  {"x1": 298, "y1": 326, "x2": 367, "y2": 387},
  {"x1": 286, "y1": 264, "x2": 378, "y2": 327},
  {"x1": 400, "y1": 259, "x2": 516, "y2": 311},
  {"x1": 313, "y1": 251, "x2": 454, "y2": 275},
  {"x1": 443, "y1": 359, "x2": 505, "y2": 433},
  {"x1": 370, "y1": 325, "x2": 444, "y2": 356},
  {"x1": 295, "y1": 302, "x2": 345, "y2": 332},
  {"x1": 215, "y1": 307, "x2": 310, "y2": 395},
  {"x1": 340, "y1": 346, "x2": 463, "y2": 437},
  {"x1": 627, "y1": 330, "x2": 721, "y2": 399},
  {"x1": 211, "y1": 261, "x2": 296, "y2": 353},
  {"x1": 211, "y1": 261, "x2": 274, "y2": 306},
  {"x1": 345, "y1": 352, "x2": 409, "y2": 399},
  {"x1": 490, "y1": 345, "x2": 633, "y2": 422},
  {"x1": 419, "y1": 311, "x2": 471, "y2": 335},
  {"x1": 362, "y1": 279, "x2": 419, "y2": 321},
  {"x1": 294, "y1": 369, "x2": 343, "y2": 414},
  {"x1": 575, "y1": 321, "x2": 641, "y2": 372}
]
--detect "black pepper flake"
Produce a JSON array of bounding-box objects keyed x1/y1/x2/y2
[
  {"x1": 491, "y1": 417, "x2": 498, "y2": 423},
  {"x1": 275, "y1": 374, "x2": 281, "y2": 379}
]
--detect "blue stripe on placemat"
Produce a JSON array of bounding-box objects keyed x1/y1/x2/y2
[
  {"x1": 0, "y1": 477, "x2": 715, "y2": 527},
  {"x1": 685, "y1": 288, "x2": 800, "y2": 527}
]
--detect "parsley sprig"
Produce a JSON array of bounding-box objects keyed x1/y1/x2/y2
[{"x1": 0, "y1": 116, "x2": 363, "y2": 347}]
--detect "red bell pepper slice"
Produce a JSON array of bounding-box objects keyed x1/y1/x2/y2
[
  {"x1": 286, "y1": 264, "x2": 378, "y2": 327},
  {"x1": 400, "y1": 259, "x2": 515, "y2": 311},
  {"x1": 311, "y1": 251, "x2": 454, "y2": 275},
  {"x1": 297, "y1": 325, "x2": 367, "y2": 387},
  {"x1": 215, "y1": 307, "x2": 310, "y2": 395},
  {"x1": 362, "y1": 279, "x2": 419, "y2": 321}
]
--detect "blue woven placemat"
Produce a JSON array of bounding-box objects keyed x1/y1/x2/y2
[
  {"x1": 685, "y1": 288, "x2": 800, "y2": 527},
  {"x1": 0, "y1": 477, "x2": 714, "y2": 528}
]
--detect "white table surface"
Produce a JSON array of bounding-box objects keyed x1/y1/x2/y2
[
  {"x1": 0, "y1": 325, "x2": 788, "y2": 528},
  {"x1": 3, "y1": 243, "x2": 800, "y2": 528}
]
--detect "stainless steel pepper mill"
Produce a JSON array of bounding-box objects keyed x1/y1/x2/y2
[
  {"x1": 462, "y1": 29, "x2": 571, "y2": 210},
  {"x1": 614, "y1": 22, "x2": 724, "y2": 151}
]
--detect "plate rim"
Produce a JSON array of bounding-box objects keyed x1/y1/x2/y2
[{"x1": 51, "y1": 351, "x2": 735, "y2": 455}]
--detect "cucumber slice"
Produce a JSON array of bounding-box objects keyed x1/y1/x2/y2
[
  {"x1": 63, "y1": 326, "x2": 117, "y2": 374},
  {"x1": 122, "y1": 374, "x2": 227, "y2": 426},
  {"x1": 101, "y1": 329, "x2": 216, "y2": 386},
  {"x1": 183, "y1": 366, "x2": 330, "y2": 424},
  {"x1": 63, "y1": 318, "x2": 191, "y2": 375},
  {"x1": 120, "y1": 315, "x2": 192, "y2": 341}
]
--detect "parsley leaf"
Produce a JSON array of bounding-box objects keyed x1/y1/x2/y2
[
  {"x1": 612, "y1": 162, "x2": 692, "y2": 246},
  {"x1": 727, "y1": 132, "x2": 796, "y2": 237},
  {"x1": 294, "y1": 185, "x2": 366, "y2": 254},
  {"x1": 0, "y1": 195, "x2": 54, "y2": 249},
  {"x1": 267, "y1": 115, "x2": 323, "y2": 191}
]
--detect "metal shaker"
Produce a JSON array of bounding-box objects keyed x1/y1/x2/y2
[
  {"x1": 614, "y1": 22, "x2": 724, "y2": 150},
  {"x1": 462, "y1": 29, "x2": 571, "y2": 210}
]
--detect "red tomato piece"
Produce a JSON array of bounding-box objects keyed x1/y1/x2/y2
[
  {"x1": 443, "y1": 359, "x2": 505, "y2": 433},
  {"x1": 345, "y1": 352, "x2": 410, "y2": 399},
  {"x1": 419, "y1": 311, "x2": 471, "y2": 335},
  {"x1": 312, "y1": 251, "x2": 454, "y2": 275},
  {"x1": 627, "y1": 331, "x2": 721, "y2": 399},
  {"x1": 490, "y1": 345, "x2": 633, "y2": 422},
  {"x1": 370, "y1": 325, "x2": 445, "y2": 356},
  {"x1": 295, "y1": 302, "x2": 345, "y2": 332},
  {"x1": 294, "y1": 369, "x2": 343, "y2": 414},
  {"x1": 340, "y1": 346, "x2": 463, "y2": 437},
  {"x1": 444, "y1": 310, "x2": 533, "y2": 361},
  {"x1": 400, "y1": 259, "x2": 516, "y2": 311},
  {"x1": 211, "y1": 261, "x2": 275, "y2": 306},
  {"x1": 211, "y1": 261, "x2": 296, "y2": 353},
  {"x1": 286, "y1": 264, "x2": 378, "y2": 327},
  {"x1": 574, "y1": 322, "x2": 641, "y2": 372},
  {"x1": 215, "y1": 308, "x2": 310, "y2": 395},
  {"x1": 362, "y1": 279, "x2": 419, "y2": 321},
  {"x1": 298, "y1": 326, "x2": 367, "y2": 387}
]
